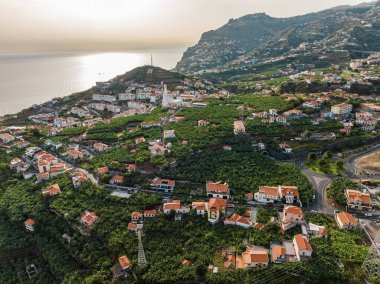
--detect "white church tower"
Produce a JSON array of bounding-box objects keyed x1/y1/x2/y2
[{"x1": 162, "y1": 84, "x2": 171, "y2": 108}]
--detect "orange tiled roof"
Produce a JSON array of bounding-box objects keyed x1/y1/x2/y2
[
  {"x1": 196, "y1": 205, "x2": 206, "y2": 211},
  {"x1": 80, "y1": 211, "x2": 98, "y2": 225},
  {"x1": 245, "y1": 192, "x2": 254, "y2": 198},
  {"x1": 336, "y1": 211, "x2": 358, "y2": 225},
  {"x1": 259, "y1": 186, "x2": 278, "y2": 197},
  {"x1": 192, "y1": 202, "x2": 205, "y2": 207},
  {"x1": 284, "y1": 109, "x2": 302, "y2": 114},
  {"x1": 144, "y1": 210, "x2": 157, "y2": 215},
  {"x1": 255, "y1": 222, "x2": 265, "y2": 230},
  {"x1": 294, "y1": 234, "x2": 312, "y2": 251},
  {"x1": 68, "y1": 150, "x2": 82, "y2": 156},
  {"x1": 226, "y1": 214, "x2": 240, "y2": 222},
  {"x1": 127, "y1": 222, "x2": 139, "y2": 230},
  {"x1": 37, "y1": 172, "x2": 50, "y2": 178},
  {"x1": 280, "y1": 186, "x2": 299, "y2": 197},
  {"x1": 126, "y1": 164, "x2": 137, "y2": 170},
  {"x1": 333, "y1": 103, "x2": 351, "y2": 108},
  {"x1": 118, "y1": 256, "x2": 130, "y2": 269},
  {"x1": 47, "y1": 184, "x2": 61, "y2": 194},
  {"x1": 111, "y1": 175, "x2": 124, "y2": 181},
  {"x1": 284, "y1": 205, "x2": 303, "y2": 215},
  {"x1": 131, "y1": 212, "x2": 142, "y2": 218},
  {"x1": 97, "y1": 167, "x2": 108, "y2": 174},
  {"x1": 77, "y1": 176, "x2": 88, "y2": 182},
  {"x1": 208, "y1": 198, "x2": 228, "y2": 210},
  {"x1": 94, "y1": 143, "x2": 108, "y2": 148},
  {"x1": 38, "y1": 160, "x2": 50, "y2": 167},
  {"x1": 319, "y1": 227, "x2": 328, "y2": 235},
  {"x1": 236, "y1": 216, "x2": 251, "y2": 225},
  {"x1": 272, "y1": 245, "x2": 285, "y2": 261},
  {"x1": 25, "y1": 218, "x2": 35, "y2": 226},
  {"x1": 207, "y1": 182, "x2": 229, "y2": 193},
  {"x1": 155, "y1": 178, "x2": 175, "y2": 186},
  {"x1": 163, "y1": 202, "x2": 181, "y2": 210},
  {"x1": 346, "y1": 189, "x2": 371, "y2": 205},
  {"x1": 242, "y1": 251, "x2": 269, "y2": 264}
]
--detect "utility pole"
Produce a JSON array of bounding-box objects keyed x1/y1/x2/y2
[{"x1": 151, "y1": 54, "x2": 153, "y2": 66}]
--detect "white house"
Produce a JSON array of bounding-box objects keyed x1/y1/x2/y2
[
  {"x1": 151, "y1": 178, "x2": 175, "y2": 193},
  {"x1": 254, "y1": 186, "x2": 279, "y2": 203},
  {"x1": 24, "y1": 218, "x2": 35, "y2": 232},
  {"x1": 163, "y1": 200, "x2": 190, "y2": 214},
  {"x1": 331, "y1": 103, "x2": 352, "y2": 115},
  {"x1": 206, "y1": 182, "x2": 230, "y2": 199},
  {"x1": 118, "y1": 93, "x2": 136, "y2": 101},
  {"x1": 92, "y1": 94, "x2": 117, "y2": 103},
  {"x1": 163, "y1": 130, "x2": 176, "y2": 139},
  {"x1": 293, "y1": 234, "x2": 312, "y2": 261},
  {"x1": 335, "y1": 212, "x2": 358, "y2": 230},
  {"x1": 242, "y1": 249, "x2": 269, "y2": 268},
  {"x1": 233, "y1": 121, "x2": 246, "y2": 135}
]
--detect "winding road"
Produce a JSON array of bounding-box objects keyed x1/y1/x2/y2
[
  {"x1": 300, "y1": 167, "x2": 335, "y2": 214},
  {"x1": 289, "y1": 142, "x2": 380, "y2": 216},
  {"x1": 344, "y1": 143, "x2": 380, "y2": 178}
]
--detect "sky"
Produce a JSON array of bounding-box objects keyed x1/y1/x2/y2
[{"x1": 0, "y1": 0, "x2": 375, "y2": 53}]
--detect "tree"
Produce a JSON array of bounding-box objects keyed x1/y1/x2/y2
[
  {"x1": 307, "y1": 152, "x2": 317, "y2": 160},
  {"x1": 322, "y1": 151, "x2": 332, "y2": 160},
  {"x1": 327, "y1": 178, "x2": 359, "y2": 205},
  {"x1": 318, "y1": 158, "x2": 330, "y2": 173}
]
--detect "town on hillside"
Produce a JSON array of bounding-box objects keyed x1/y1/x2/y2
[{"x1": 1, "y1": 54, "x2": 380, "y2": 283}]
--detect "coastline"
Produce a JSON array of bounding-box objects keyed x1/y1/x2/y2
[{"x1": 0, "y1": 49, "x2": 184, "y2": 116}]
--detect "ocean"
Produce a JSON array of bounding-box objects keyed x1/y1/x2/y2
[{"x1": 0, "y1": 49, "x2": 184, "y2": 116}]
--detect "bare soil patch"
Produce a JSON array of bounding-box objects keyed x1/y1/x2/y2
[{"x1": 357, "y1": 151, "x2": 380, "y2": 172}]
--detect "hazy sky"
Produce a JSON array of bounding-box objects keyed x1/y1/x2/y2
[{"x1": 0, "y1": 0, "x2": 374, "y2": 53}]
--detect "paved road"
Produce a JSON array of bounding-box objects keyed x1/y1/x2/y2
[
  {"x1": 283, "y1": 159, "x2": 335, "y2": 215},
  {"x1": 288, "y1": 143, "x2": 380, "y2": 216},
  {"x1": 300, "y1": 167, "x2": 335, "y2": 215},
  {"x1": 344, "y1": 143, "x2": 380, "y2": 178}
]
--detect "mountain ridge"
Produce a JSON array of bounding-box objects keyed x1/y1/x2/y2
[{"x1": 175, "y1": 1, "x2": 380, "y2": 75}]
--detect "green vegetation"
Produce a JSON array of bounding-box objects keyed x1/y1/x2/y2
[
  {"x1": 57, "y1": 126, "x2": 87, "y2": 137},
  {"x1": 306, "y1": 151, "x2": 344, "y2": 175},
  {"x1": 2, "y1": 40, "x2": 380, "y2": 283},
  {"x1": 330, "y1": 230, "x2": 370, "y2": 261},
  {"x1": 206, "y1": 94, "x2": 295, "y2": 112},
  {"x1": 163, "y1": 147, "x2": 312, "y2": 201},
  {"x1": 86, "y1": 109, "x2": 166, "y2": 142},
  {"x1": 168, "y1": 106, "x2": 238, "y2": 149},
  {"x1": 327, "y1": 177, "x2": 360, "y2": 205},
  {"x1": 246, "y1": 118, "x2": 289, "y2": 136},
  {"x1": 290, "y1": 118, "x2": 342, "y2": 133},
  {"x1": 85, "y1": 146, "x2": 135, "y2": 170},
  {"x1": 256, "y1": 207, "x2": 277, "y2": 223}
]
